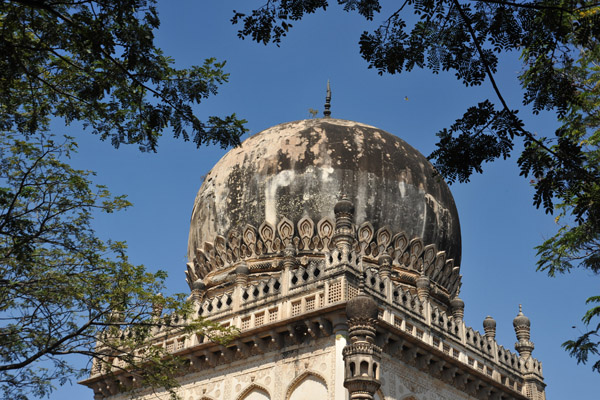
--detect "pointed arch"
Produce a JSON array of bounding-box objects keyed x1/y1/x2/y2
[
  {"x1": 285, "y1": 371, "x2": 328, "y2": 400},
  {"x1": 236, "y1": 383, "x2": 270, "y2": 400}
]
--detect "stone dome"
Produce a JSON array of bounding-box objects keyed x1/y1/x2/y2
[
  {"x1": 347, "y1": 292, "x2": 379, "y2": 321},
  {"x1": 188, "y1": 118, "x2": 461, "y2": 265}
]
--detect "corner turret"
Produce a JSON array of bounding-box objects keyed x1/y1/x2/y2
[{"x1": 343, "y1": 287, "x2": 381, "y2": 400}]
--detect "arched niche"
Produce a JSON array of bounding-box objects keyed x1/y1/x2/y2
[
  {"x1": 237, "y1": 384, "x2": 270, "y2": 400},
  {"x1": 286, "y1": 372, "x2": 328, "y2": 400}
]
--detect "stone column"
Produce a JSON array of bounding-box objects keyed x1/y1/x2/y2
[
  {"x1": 332, "y1": 315, "x2": 349, "y2": 400},
  {"x1": 281, "y1": 243, "x2": 296, "y2": 297},
  {"x1": 232, "y1": 262, "x2": 249, "y2": 312},
  {"x1": 343, "y1": 292, "x2": 381, "y2": 400},
  {"x1": 333, "y1": 197, "x2": 355, "y2": 255}
]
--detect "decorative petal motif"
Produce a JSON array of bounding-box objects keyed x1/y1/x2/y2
[
  {"x1": 203, "y1": 242, "x2": 217, "y2": 271},
  {"x1": 243, "y1": 224, "x2": 257, "y2": 246},
  {"x1": 227, "y1": 229, "x2": 241, "y2": 260},
  {"x1": 393, "y1": 231, "x2": 409, "y2": 253},
  {"x1": 357, "y1": 221, "x2": 374, "y2": 254},
  {"x1": 243, "y1": 224, "x2": 258, "y2": 257},
  {"x1": 422, "y1": 244, "x2": 437, "y2": 275},
  {"x1": 185, "y1": 262, "x2": 196, "y2": 289},
  {"x1": 297, "y1": 217, "x2": 315, "y2": 250},
  {"x1": 189, "y1": 212, "x2": 461, "y2": 296},
  {"x1": 214, "y1": 235, "x2": 226, "y2": 254},
  {"x1": 408, "y1": 238, "x2": 424, "y2": 270},
  {"x1": 317, "y1": 217, "x2": 334, "y2": 250},
  {"x1": 447, "y1": 268, "x2": 461, "y2": 296},
  {"x1": 213, "y1": 235, "x2": 228, "y2": 269},
  {"x1": 259, "y1": 221, "x2": 275, "y2": 253},
  {"x1": 440, "y1": 259, "x2": 454, "y2": 287},
  {"x1": 376, "y1": 226, "x2": 392, "y2": 253},
  {"x1": 277, "y1": 217, "x2": 294, "y2": 246},
  {"x1": 273, "y1": 237, "x2": 283, "y2": 253},
  {"x1": 369, "y1": 241, "x2": 378, "y2": 257}
]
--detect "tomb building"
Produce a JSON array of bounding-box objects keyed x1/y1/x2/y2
[{"x1": 81, "y1": 94, "x2": 546, "y2": 400}]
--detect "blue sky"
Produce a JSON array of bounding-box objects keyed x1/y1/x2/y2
[{"x1": 51, "y1": 1, "x2": 597, "y2": 398}]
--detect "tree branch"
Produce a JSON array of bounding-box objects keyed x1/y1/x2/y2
[
  {"x1": 451, "y1": 0, "x2": 594, "y2": 182},
  {"x1": 0, "y1": 312, "x2": 101, "y2": 372},
  {"x1": 473, "y1": 0, "x2": 600, "y2": 13}
]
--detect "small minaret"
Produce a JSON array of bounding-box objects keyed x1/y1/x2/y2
[
  {"x1": 513, "y1": 305, "x2": 546, "y2": 399},
  {"x1": 343, "y1": 282, "x2": 381, "y2": 400},
  {"x1": 483, "y1": 315, "x2": 496, "y2": 341},
  {"x1": 513, "y1": 304, "x2": 534, "y2": 358},
  {"x1": 333, "y1": 196, "x2": 354, "y2": 255},
  {"x1": 450, "y1": 295, "x2": 465, "y2": 322}
]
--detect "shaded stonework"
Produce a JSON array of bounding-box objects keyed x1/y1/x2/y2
[{"x1": 81, "y1": 118, "x2": 545, "y2": 400}]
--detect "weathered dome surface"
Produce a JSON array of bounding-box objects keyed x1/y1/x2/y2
[{"x1": 188, "y1": 118, "x2": 461, "y2": 264}]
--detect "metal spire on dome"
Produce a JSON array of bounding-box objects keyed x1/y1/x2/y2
[{"x1": 323, "y1": 80, "x2": 331, "y2": 118}]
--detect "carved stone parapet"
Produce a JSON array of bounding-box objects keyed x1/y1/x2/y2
[{"x1": 186, "y1": 209, "x2": 462, "y2": 302}]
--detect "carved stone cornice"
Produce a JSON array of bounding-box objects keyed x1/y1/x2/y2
[
  {"x1": 186, "y1": 213, "x2": 461, "y2": 301},
  {"x1": 80, "y1": 305, "x2": 347, "y2": 396},
  {"x1": 378, "y1": 318, "x2": 529, "y2": 400}
]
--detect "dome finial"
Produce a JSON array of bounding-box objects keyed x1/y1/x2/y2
[{"x1": 323, "y1": 80, "x2": 332, "y2": 118}]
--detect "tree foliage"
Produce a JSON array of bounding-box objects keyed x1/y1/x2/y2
[
  {"x1": 231, "y1": 0, "x2": 600, "y2": 371},
  {"x1": 0, "y1": 1, "x2": 243, "y2": 397},
  {"x1": 1, "y1": 0, "x2": 246, "y2": 151},
  {"x1": 0, "y1": 135, "x2": 236, "y2": 399}
]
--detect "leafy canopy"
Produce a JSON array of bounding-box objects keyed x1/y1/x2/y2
[
  {"x1": 1, "y1": 0, "x2": 247, "y2": 151},
  {"x1": 231, "y1": 0, "x2": 600, "y2": 371},
  {"x1": 0, "y1": 0, "x2": 243, "y2": 398},
  {"x1": 0, "y1": 135, "x2": 236, "y2": 399}
]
